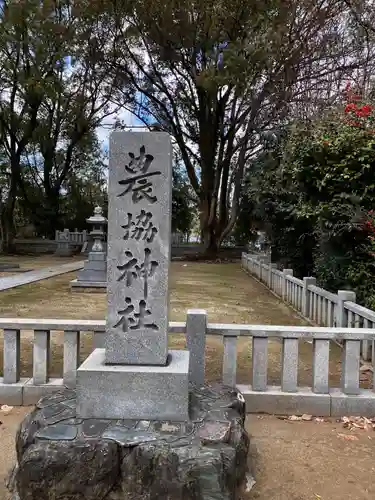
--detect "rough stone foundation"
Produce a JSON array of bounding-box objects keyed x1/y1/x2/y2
[{"x1": 8, "y1": 384, "x2": 251, "y2": 500}]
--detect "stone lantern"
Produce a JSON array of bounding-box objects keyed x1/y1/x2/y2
[
  {"x1": 70, "y1": 206, "x2": 107, "y2": 291},
  {"x1": 87, "y1": 206, "x2": 107, "y2": 253}
]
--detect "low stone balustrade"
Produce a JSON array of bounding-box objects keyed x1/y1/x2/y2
[
  {"x1": 1, "y1": 314, "x2": 374, "y2": 416},
  {"x1": 242, "y1": 253, "x2": 375, "y2": 363}
]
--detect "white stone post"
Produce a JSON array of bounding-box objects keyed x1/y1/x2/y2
[
  {"x1": 335, "y1": 290, "x2": 356, "y2": 328},
  {"x1": 282, "y1": 269, "x2": 293, "y2": 300},
  {"x1": 268, "y1": 263, "x2": 277, "y2": 289},
  {"x1": 302, "y1": 277, "x2": 317, "y2": 318},
  {"x1": 186, "y1": 309, "x2": 207, "y2": 387}
]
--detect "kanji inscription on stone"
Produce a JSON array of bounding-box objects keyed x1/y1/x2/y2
[
  {"x1": 105, "y1": 132, "x2": 172, "y2": 365},
  {"x1": 121, "y1": 211, "x2": 158, "y2": 242}
]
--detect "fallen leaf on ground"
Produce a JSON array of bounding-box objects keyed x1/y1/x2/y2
[
  {"x1": 341, "y1": 416, "x2": 375, "y2": 431},
  {"x1": 302, "y1": 414, "x2": 313, "y2": 421},
  {"x1": 0, "y1": 405, "x2": 13, "y2": 414},
  {"x1": 278, "y1": 415, "x2": 322, "y2": 423},
  {"x1": 245, "y1": 473, "x2": 256, "y2": 493},
  {"x1": 360, "y1": 363, "x2": 373, "y2": 372},
  {"x1": 288, "y1": 415, "x2": 302, "y2": 421},
  {"x1": 337, "y1": 433, "x2": 359, "y2": 441}
]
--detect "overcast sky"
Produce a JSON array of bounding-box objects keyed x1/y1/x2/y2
[{"x1": 96, "y1": 108, "x2": 146, "y2": 153}]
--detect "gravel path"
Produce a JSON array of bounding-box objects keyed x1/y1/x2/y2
[{"x1": 0, "y1": 261, "x2": 84, "y2": 292}]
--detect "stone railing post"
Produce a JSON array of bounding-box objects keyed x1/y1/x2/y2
[
  {"x1": 63, "y1": 331, "x2": 80, "y2": 389},
  {"x1": 186, "y1": 309, "x2": 207, "y2": 387},
  {"x1": 33, "y1": 330, "x2": 50, "y2": 385},
  {"x1": 268, "y1": 263, "x2": 277, "y2": 290},
  {"x1": 282, "y1": 269, "x2": 293, "y2": 300},
  {"x1": 335, "y1": 290, "x2": 356, "y2": 328},
  {"x1": 258, "y1": 257, "x2": 264, "y2": 281},
  {"x1": 302, "y1": 277, "x2": 317, "y2": 318},
  {"x1": 3, "y1": 329, "x2": 20, "y2": 384}
]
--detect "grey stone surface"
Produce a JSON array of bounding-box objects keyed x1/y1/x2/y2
[
  {"x1": 238, "y1": 384, "x2": 331, "y2": 416},
  {"x1": 63, "y1": 331, "x2": 80, "y2": 389},
  {"x1": 77, "y1": 267, "x2": 107, "y2": 282},
  {"x1": 222, "y1": 336, "x2": 237, "y2": 387},
  {"x1": 335, "y1": 290, "x2": 356, "y2": 327},
  {"x1": 33, "y1": 330, "x2": 50, "y2": 385},
  {"x1": 341, "y1": 340, "x2": 360, "y2": 394},
  {"x1": 0, "y1": 261, "x2": 84, "y2": 291},
  {"x1": 0, "y1": 263, "x2": 20, "y2": 270},
  {"x1": 10, "y1": 384, "x2": 250, "y2": 500},
  {"x1": 105, "y1": 132, "x2": 173, "y2": 366},
  {"x1": 281, "y1": 338, "x2": 299, "y2": 392},
  {"x1": 330, "y1": 388, "x2": 375, "y2": 417},
  {"x1": 252, "y1": 337, "x2": 268, "y2": 391},
  {"x1": 3, "y1": 329, "x2": 20, "y2": 383},
  {"x1": 312, "y1": 339, "x2": 329, "y2": 393},
  {"x1": 268, "y1": 263, "x2": 277, "y2": 288},
  {"x1": 302, "y1": 277, "x2": 316, "y2": 317},
  {"x1": 282, "y1": 269, "x2": 293, "y2": 299},
  {"x1": 55, "y1": 230, "x2": 74, "y2": 256},
  {"x1": 79, "y1": 259, "x2": 107, "y2": 272},
  {"x1": 76, "y1": 348, "x2": 189, "y2": 421},
  {"x1": 74, "y1": 208, "x2": 107, "y2": 287},
  {"x1": 89, "y1": 252, "x2": 106, "y2": 261},
  {"x1": 70, "y1": 280, "x2": 106, "y2": 291},
  {"x1": 0, "y1": 318, "x2": 106, "y2": 331},
  {"x1": 186, "y1": 309, "x2": 207, "y2": 386},
  {"x1": 0, "y1": 379, "x2": 29, "y2": 405},
  {"x1": 93, "y1": 331, "x2": 106, "y2": 348},
  {"x1": 23, "y1": 379, "x2": 64, "y2": 406}
]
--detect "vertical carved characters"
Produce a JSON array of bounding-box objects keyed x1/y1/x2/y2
[
  {"x1": 115, "y1": 145, "x2": 160, "y2": 333},
  {"x1": 106, "y1": 133, "x2": 171, "y2": 365},
  {"x1": 117, "y1": 146, "x2": 161, "y2": 203},
  {"x1": 121, "y1": 210, "x2": 158, "y2": 243},
  {"x1": 117, "y1": 249, "x2": 158, "y2": 301}
]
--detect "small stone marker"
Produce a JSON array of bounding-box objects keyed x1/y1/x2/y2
[
  {"x1": 76, "y1": 132, "x2": 189, "y2": 421},
  {"x1": 105, "y1": 134, "x2": 171, "y2": 365}
]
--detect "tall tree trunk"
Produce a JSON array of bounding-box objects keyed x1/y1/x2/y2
[
  {"x1": 202, "y1": 227, "x2": 219, "y2": 257},
  {"x1": 200, "y1": 198, "x2": 220, "y2": 258},
  {"x1": 43, "y1": 184, "x2": 61, "y2": 239},
  {"x1": 0, "y1": 188, "x2": 17, "y2": 254}
]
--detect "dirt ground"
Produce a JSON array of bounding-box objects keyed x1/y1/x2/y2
[
  {"x1": 0, "y1": 409, "x2": 374, "y2": 500},
  {"x1": 248, "y1": 414, "x2": 375, "y2": 500}
]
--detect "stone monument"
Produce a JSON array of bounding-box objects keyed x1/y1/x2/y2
[
  {"x1": 70, "y1": 206, "x2": 107, "y2": 291},
  {"x1": 8, "y1": 132, "x2": 250, "y2": 500},
  {"x1": 76, "y1": 132, "x2": 190, "y2": 420},
  {"x1": 55, "y1": 228, "x2": 73, "y2": 256}
]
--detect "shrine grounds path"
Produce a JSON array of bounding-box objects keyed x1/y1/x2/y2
[{"x1": 0, "y1": 258, "x2": 375, "y2": 499}]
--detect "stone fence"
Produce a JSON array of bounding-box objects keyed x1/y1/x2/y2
[
  {"x1": 242, "y1": 252, "x2": 375, "y2": 362},
  {"x1": 56, "y1": 229, "x2": 189, "y2": 247},
  {"x1": 55, "y1": 229, "x2": 88, "y2": 245},
  {"x1": 0, "y1": 314, "x2": 374, "y2": 416}
]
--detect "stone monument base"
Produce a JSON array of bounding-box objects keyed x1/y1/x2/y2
[
  {"x1": 8, "y1": 384, "x2": 250, "y2": 500},
  {"x1": 70, "y1": 279, "x2": 106, "y2": 292},
  {"x1": 76, "y1": 349, "x2": 190, "y2": 421}
]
